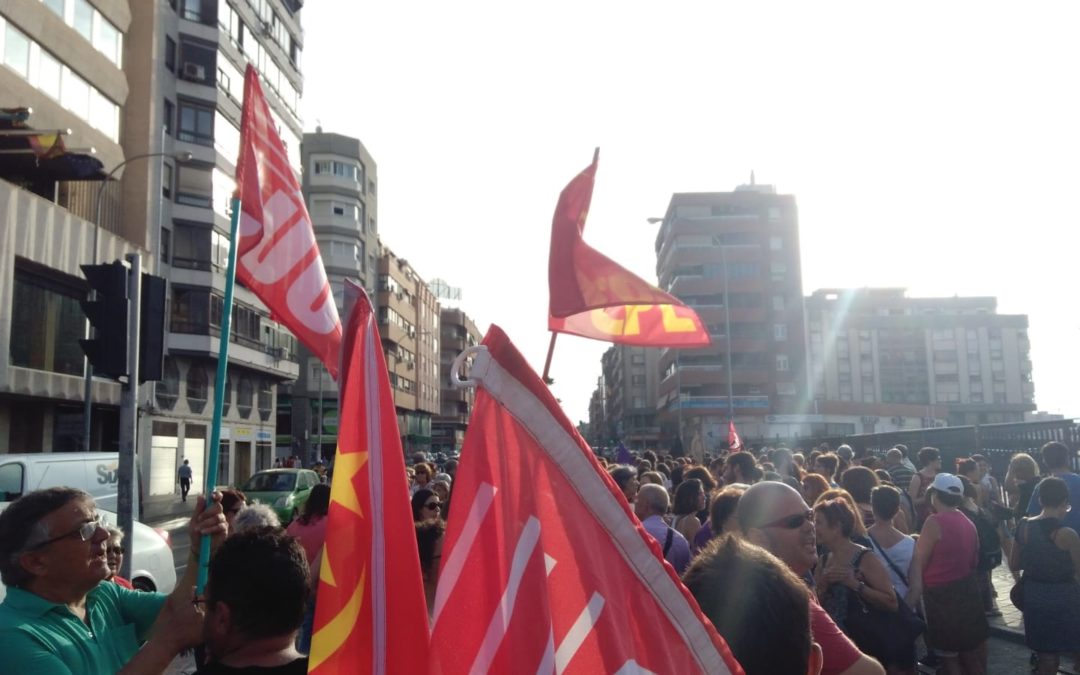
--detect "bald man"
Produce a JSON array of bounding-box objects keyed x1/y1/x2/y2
[
  {"x1": 736, "y1": 482, "x2": 884, "y2": 675},
  {"x1": 634, "y1": 483, "x2": 690, "y2": 574}
]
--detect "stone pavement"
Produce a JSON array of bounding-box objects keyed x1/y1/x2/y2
[{"x1": 987, "y1": 563, "x2": 1024, "y2": 643}]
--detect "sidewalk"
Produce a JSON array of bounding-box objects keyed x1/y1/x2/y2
[
  {"x1": 142, "y1": 493, "x2": 195, "y2": 525},
  {"x1": 987, "y1": 564, "x2": 1024, "y2": 644}
]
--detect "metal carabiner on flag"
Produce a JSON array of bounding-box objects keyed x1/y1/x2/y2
[{"x1": 449, "y1": 345, "x2": 488, "y2": 389}]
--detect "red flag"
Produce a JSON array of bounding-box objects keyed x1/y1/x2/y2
[
  {"x1": 548, "y1": 152, "x2": 710, "y2": 347},
  {"x1": 234, "y1": 64, "x2": 342, "y2": 377},
  {"x1": 307, "y1": 286, "x2": 429, "y2": 674},
  {"x1": 727, "y1": 421, "x2": 743, "y2": 453},
  {"x1": 429, "y1": 326, "x2": 742, "y2": 674}
]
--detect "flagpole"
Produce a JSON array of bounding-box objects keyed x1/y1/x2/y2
[
  {"x1": 541, "y1": 331, "x2": 557, "y2": 384},
  {"x1": 196, "y1": 196, "x2": 242, "y2": 593}
]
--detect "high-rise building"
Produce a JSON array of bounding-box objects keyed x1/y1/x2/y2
[
  {"x1": 432, "y1": 307, "x2": 480, "y2": 454},
  {"x1": 652, "y1": 181, "x2": 807, "y2": 448},
  {"x1": 123, "y1": 0, "x2": 306, "y2": 500},
  {"x1": 376, "y1": 246, "x2": 440, "y2": 455},
  {"x1": 597, "y1": 345, "x2": 661, "y2": 451},
  {"x1": 286, "y1": 129, "x2": 379, "y2": 461},
  {"x1": 805, "y1": 288, "x2": 1036, "y2": 425},
  {"x1": 0, "y1": 0, "x2": 132, "y2": 453}
]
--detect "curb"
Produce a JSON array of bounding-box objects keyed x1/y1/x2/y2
[{"x1": 987, "y1": 620, "x2": 1026, "y2": 646}]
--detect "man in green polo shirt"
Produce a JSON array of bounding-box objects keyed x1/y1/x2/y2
[{"x1": 0, "y1": 486, "x2": 227, "y2": 674}]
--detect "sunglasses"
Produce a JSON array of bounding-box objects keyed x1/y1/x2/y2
[
  {"x1": 27, "y1": 516, "x2": 102, "y2": 551},
  {"x1": 424, "y1": 501, "x2": 441, "y2": 510},
  {"x1": 759, "y1": 510, "x2": 814, "y2": 530}
]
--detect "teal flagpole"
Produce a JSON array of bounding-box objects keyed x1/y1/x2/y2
[{"x1": 197, "y1": 196, "x2": 242, "y2": 594}]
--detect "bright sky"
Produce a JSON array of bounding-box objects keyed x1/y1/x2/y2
[{"x1": 302, "y1": 2, "x2": 1080, "y2": 424}]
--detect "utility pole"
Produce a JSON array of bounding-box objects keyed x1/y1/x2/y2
[{"x1": 117, "y1": 253, "x2": 141, "y2": 579}]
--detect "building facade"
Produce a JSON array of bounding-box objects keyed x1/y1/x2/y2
[
  {"x1": 432, "y1": 307, "x2": 480, "y2": 454},
  {"x1": 652, "y1": 181, "x2": 808, "y2": 449},
  {"x1": 805, "y1": 288, "x2": 1036, "y2": 425},
  {"x1": 598, "y1": 345, "x2": 661, "y2": 451},
  {"x1": 120, "y1": 0, "x2": 309, "y2": 502},
  {"x1": 376, "y1": 247, "x2": 440, "y2": 455},
  {"x1": 0, "y1": 0, "x2": 133, "y2": 455},
  {"x1": 287, "y1": 129, "x2": 378, "y2": 462}
]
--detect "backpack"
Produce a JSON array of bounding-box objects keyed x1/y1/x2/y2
[{"x1": 970, "y1": 507, "x2": 1002, "y2": 571}]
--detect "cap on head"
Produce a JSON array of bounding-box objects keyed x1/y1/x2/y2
[{"x1": 930, "y1": 472, "x2": 963, "y2": 495}]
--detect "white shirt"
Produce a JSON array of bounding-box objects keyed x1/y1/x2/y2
[{"x1": 869, "y1": 535, "x2": 915, "y2": 598}]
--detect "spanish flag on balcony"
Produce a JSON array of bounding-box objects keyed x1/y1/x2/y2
[{"x1": 547, "y1": 151, "x2": 710, "y2": 347}]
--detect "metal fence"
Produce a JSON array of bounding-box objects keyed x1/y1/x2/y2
[{"x1": 796, "y1": 419, "x2": 1080, "y2": 477}]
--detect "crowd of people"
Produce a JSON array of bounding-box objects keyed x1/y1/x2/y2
[
  {"x1": 1, "y1": 439, "x2": 1077, "y2": 674},
  {"x1": 598, "y1": 440, "x2": 1080, "y2": 675}
]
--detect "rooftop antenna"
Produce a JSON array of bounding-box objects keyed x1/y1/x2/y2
[{"x1": 750, "y1": 170, "x2": 755, "y2": 185}]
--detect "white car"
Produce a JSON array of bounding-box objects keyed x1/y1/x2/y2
[{"x1": 0, "y1": 507, "x2": 176, "y2": 602}]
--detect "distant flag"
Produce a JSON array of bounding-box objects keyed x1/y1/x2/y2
[
  {"x1": 429, "y1": 326, "x2": 742, "y2": 674},
  {"x1": 547, "y1": 151, "x2": 710, "y2": 347},
  {"x1": 727, "y1": 421, "x2": 743, "y2": 453},
  {"x1": 616, "y1": 441, "x2": 633, "y2": 465},
  {"x1": 234, "y1": 64, "x2": 342, "y2": 377},
  {"x1": 27, "y1": 132, "x2": 66, "y2": 160},
  {"x1": 307, "y1": 285, "x2": 429, "y2": 674}
]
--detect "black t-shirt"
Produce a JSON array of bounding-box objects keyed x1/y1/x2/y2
[{"x1": 196, "y1": 658, "x2": 309, "y2": 675}]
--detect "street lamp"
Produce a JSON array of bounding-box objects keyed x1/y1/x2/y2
[{"x1": 82, "y1": 150, "x2": 193, "y2": 451}]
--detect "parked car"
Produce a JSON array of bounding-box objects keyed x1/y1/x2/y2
[
  {"x1": 0, "y1": 452, "x2": 141, "y2": 513},
  {"x1": 240, "y1": 469, "x2": 319, "y2": 523},
  {"x1": 0, "y1": 506, "x2": 176, "y2": 602}
]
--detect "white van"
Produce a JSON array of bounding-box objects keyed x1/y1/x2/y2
[{"x1": 0, "y1": 453, "x2": 140, "y2": 513}]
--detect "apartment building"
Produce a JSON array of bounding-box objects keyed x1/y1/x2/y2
[
  {"x1": 285, "y1": 129, "x2": 378, "y2": 461},
  {"x1": 652, "y1": 181, "x2": 807, "y2": 447},
  {"x1": 805, "y1": 288, "x2": 1036, "y2": 425},
  {"x1": 376, "y1": 247, "x2": 440, "y2": 454},
  {"x1": 0, "y1": 0, "x2": 132, "y2": 454},
  {"x1": 432, "y1": 307, "x2": 480, "y2": 454},
  {"x1": 596, "y1": 345, "x2": 661, "y2": 451}
]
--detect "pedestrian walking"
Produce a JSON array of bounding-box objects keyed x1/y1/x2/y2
[{"x1": 178, "y1": 458, "x2": 193, "y2": 502}]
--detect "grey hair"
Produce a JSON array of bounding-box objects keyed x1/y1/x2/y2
[
  {"x1": 636, "y1": 483, "x2": 670, "y2": 516},
  {"x1": 105, "y1": 524, "x2": 124, "y2": 543},
  {"x1": 232, "y1": 502, "x2": 281, "y2": 533}
]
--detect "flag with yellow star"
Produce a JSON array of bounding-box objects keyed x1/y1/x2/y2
[{"x1": 308, "y1": 284, "x2": 430, "y2": 674}]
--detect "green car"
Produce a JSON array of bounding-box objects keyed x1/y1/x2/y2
[{"x1": 240, "y1": 468, "x2": 320, "y2": 523}]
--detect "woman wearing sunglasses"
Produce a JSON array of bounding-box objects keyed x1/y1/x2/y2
[
  {"x1": 104, "y1": 525, "x2": 134, "y2": 590},
  {"x1": 411, "y1": 488, "x2": 445, "y2": 617}
]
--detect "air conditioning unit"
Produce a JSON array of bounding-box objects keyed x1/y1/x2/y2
[
  {"x1": 181, "y1": 62, "x2": 207, "y2": 82},
  {"x1": 407, "y1": 362, "x2": 414, "y2": 370}
]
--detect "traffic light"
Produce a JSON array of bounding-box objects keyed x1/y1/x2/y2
[
  {"x1": 138, "y1": 273, "x2": 166, "y2": 383},
  {"x1": 79, "y1": 261, "x2": 129, "y2": 380}
]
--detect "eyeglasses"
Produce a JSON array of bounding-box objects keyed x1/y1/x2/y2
[
  {"x1": 424, "y1": 501, "x2": 441, "y2": 510},
  {"x1": 26, "y1": 516, "x2": 102, "y2": 551},
  {"x1": 107, "y1": 545, "x2": 125, "y2": 555},
  {"x1": 759, "y1": 510, "x2": 814, "y2": 530}
]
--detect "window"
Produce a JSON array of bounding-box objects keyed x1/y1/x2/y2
[
  {"x1": 186, "y1": 364, "x2": 208, "y2": 414},
  {"x1": 258, "y1": 380, "x2": 273, "y2": 422},
  {"x1": 4, "y1": 23, "x2": 30, "y2": 77},
  {"x1": 178, "y1": 101, "x2": 213, "y2": 146},
  {"x1": 37, "y1": 49, "x2": 62, "y2": 100},
  {"x1": 93, "y1": 13, "x2": 122, "y2": 66},
  {"x1": 769, "y1": 235, "x2": 783, "y2": 251},
  {"x1": 237, "y1": 378, "x2": 254, "y2": 418},
  {"x1": 73, "y1": 0, "x2": 93, "y2": 41},
  {"x1": 10, "y1": 266, "x2": 85, "y2": 376},
  {"x1": 773, "y1": 323, "x2": 787, "y2": 341},
  {"x1": 175, "y1": 165, "x2": 212, "y2": 207},
  {"x1": 313, "y1": 159, "x2": 359, "y2": 181},
  {"x1": 631, "y1": 375, "x2": 645, "y2": 385},
  {"x1": 163, "y1": 99, "x2": 174, "y2": 135},
  {"x1": 161, "y1": 227, "x2": 171, "y2": 264},
  {"x1": 772, "y1": 295, "x2": 785, "y2": 311},
  {"x1": 162, "y1": 162, "x2": 173, "y2": 199},
  {"x1": 777, "y1": 382, "x2": 796, "y2": 396},
  {"x1": 44, "y1": 0, "x2": 65, "y2": 18},
  {"x1": 221, "y1": 376, "x2": 232, "y2": 416},
  {"x1": 165, "y1": 36, "x2": 176, "y2": 72},
  {"x1": 0, "y1": 462, "x2": 24, "y2": 501},
  {"x1": 156, "y1": 358, "x2": 180, "y2": 410},
  {"x1": 776, "y1": 354, "x2": 790, "y2": 372},
  {"x1": 770, "y1": 262, "x2": 787, "y2": 281}
]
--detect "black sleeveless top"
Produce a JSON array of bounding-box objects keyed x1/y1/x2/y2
[{"x1": 1020, "y1": 517, "x2": 1075, "y2": 583}]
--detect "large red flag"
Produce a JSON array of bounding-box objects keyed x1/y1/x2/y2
[
  {"x1": 429, "y1": 326, "x2": 742, "y2": 674},
  {"x1": 307, "y1": 285, "x2": 429, "y2": 674},
  {"x1": 547, "y1": 152, "x2": 710, "y2": 347},
  {"x1": 234, "y1": 64, "x2": 342, "y2": 377}
]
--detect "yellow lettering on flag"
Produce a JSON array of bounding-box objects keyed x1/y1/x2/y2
[
  {"x1": 309, "y1": 567, "x2": 367, "y2": 670},
  {"x1": 660, "y1": 305, "x2": 697, "y2": 333},
  {"x1": 587, "y1": 307, "x2": 625, "y2": 335}
]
